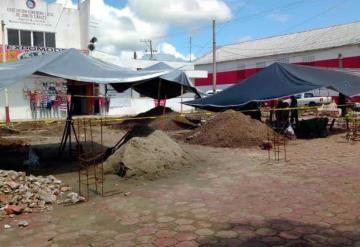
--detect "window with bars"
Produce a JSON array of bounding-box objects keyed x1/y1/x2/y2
[
  {"x1": 302, "y1": 55, "x2": 315, "y2": 63},
  {"x1": 277, "y1": 57, "x2": 290, "y2": 63},
  {"x1": 7, "y1": 29, "x2": 56, "y2": 48}
]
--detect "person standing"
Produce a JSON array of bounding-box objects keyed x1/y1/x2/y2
[
  {"x1": 338, "y1": 93, "x2": 347, "y2": 117},
  {"x1": 98, "y1": 95, "x2": 106, "y2": 116},
  {"x1": 29, "y1": 91, "x2": 38, "y2": 119},
  {"x1": 290, "y1": 95, "x2": 299, "y2": 125},
  {"x1": 53, "y1": 93, "x2": 61, "y2": 118}
]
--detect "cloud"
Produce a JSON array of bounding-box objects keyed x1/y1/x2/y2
[
  {"x1": 157, "y1": 42, "x2": 196, "y2": 61},
  {"x1": 72, "y1": 0, "x2": 231, "y2": 59},
  {"x1": 238, "y1": 35, "x2": 252, "y2": 42},
  {"x1": 267, "y1": 12, "x2": 289, "y2": 23},
  {"x1": 55, "y1": 0, "x2": 77, "y2": 9},
  {"x1": 89, "y1": 0, "x2": 167, "y2": 54},
  {"x1": 128, "y1": 0, "x2": 232, "y2": 26}
]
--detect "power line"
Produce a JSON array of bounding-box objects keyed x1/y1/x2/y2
[
  {"x1": 192, "y1": 0, "x2": 319, "y2": 57},
  {"x1": 194, "y1": 0, "x2": 355, "y2": 61},
  {"x1": 149, "y1": 0, "x2": 314, "y2": 42}
]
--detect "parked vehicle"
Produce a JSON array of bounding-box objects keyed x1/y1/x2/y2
[
  {"x1": 205, "y1": 89, "x2": 223, "y2": 96},
  {"x1": 285, "y1": 92, "x2": 332, "y2": 107}
]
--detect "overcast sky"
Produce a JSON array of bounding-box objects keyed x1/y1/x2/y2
[{"x1": 50, "y1": 0, "x2": 360, "y2": 61}]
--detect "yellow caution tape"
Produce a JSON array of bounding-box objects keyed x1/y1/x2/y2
[{"x1": 0, "y1": 103, "x2": 356, "y2": 128}]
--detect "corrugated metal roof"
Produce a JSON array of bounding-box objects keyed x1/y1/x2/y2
[{"x1": 195, "y1": 21, "x2": 360, "y2": 65}]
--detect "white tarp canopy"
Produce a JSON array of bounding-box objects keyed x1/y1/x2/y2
[{"x1": 0, "y1": 49, "x2": 198, "y2": 99}]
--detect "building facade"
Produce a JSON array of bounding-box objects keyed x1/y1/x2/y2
[
  {"x1": 195, "y1": 22, "x2": 360, "y2": 93},
  {"x1": 0, "y1": 0, "x2": 91, "y2": 121},
  {"x1": 0, "y1": 0, "x2": 204, "y2": 121}
]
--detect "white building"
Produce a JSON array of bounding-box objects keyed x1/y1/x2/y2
[
  {"x1": 195, "y1": 21, "x2": 360, "y2": 92},
  {"x1": 0, "y1": 0, "x2": 206, "y2": 121},
  {"x1": 0, "y1": 0, "x2": 91, "y2": 121}
]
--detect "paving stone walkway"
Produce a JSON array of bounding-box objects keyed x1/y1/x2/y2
[{"x1": 1, "y1": 134, "x2": 360, "y2": 247}]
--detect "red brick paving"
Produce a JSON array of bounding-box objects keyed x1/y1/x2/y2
[{"x1": 1, "y1": 134, "x2": 360, "y2": 246}]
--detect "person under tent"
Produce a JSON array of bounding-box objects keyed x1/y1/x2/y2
[{"x1": 290, "y1": 95, "x2": 299, "y2": 126}]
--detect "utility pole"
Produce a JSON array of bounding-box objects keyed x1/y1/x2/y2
[
  {"x1": 140, "y1": 39, "x2": 156, "y2": 60},
  {"x1": 212, "y1": 19, "x2": 217, "y2": 94},
  {"x1": 1, "y1": 20, "x2": 9, "y2": 124},
  {"x1": 149, "y1": 39, "x2": 153, "y2": 60},
  {"x1": 338, "y1": 53, "x2": 343, "y2": 68},
  {"x1": 189, "y1": 36, "x2": 192, "y2": 62},
  {"x1": 1, "y1": 21, "x2": 5, "y2": 63}
]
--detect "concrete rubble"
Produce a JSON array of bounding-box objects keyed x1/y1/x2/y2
[{"x1": 0, "y1": 170, "x2": 85, "y2": 220}]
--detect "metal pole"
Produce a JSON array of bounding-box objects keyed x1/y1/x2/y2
[
  {"x1": 150, "y1": 40, "x2": 153, "y2": 60},
  {"x1": 1, "y1": 20, "x2": 10, "y2": 124},
  {"x1": 1, "y1": 21, "x2": 5, "y2": 63},
  {"x1": 180, "y1": 85, "x2": 184, "y2": 113},
  {"x1": 212, "y1": 20, "x2": 217, "y2": 94},
  {"x1": 338, "y1": 53, "x2": 343, "y2": 68}
]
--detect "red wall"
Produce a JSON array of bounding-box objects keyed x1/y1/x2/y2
[{"x1": 195, "y1": 56, "x2": 360, "y2": 86}]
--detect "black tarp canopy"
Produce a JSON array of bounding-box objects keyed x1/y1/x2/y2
[
  {"x1": 112, "y1": 62, "x2": 199, "y2": 99},
  {"x1": 0, "y1": 49, "x2": 198, "y2": 99},
  {"x1": 184, "y1": 62, "x2": 360, "y2": 110}
]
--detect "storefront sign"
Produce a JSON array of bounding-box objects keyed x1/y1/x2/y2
[
  {"x1": 0, "y1": 45, "x2": 88, "y2": 63},
  {"x1": 0, "y1": 45, "x2": 65, "y2": 63},
  {"x1": 6, "y1": 3, "x2": 55, "y2": 27}
]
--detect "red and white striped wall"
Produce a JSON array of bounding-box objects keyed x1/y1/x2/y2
[{"x1": 194, "y1": 44, "x2": 360, "y2": 89}]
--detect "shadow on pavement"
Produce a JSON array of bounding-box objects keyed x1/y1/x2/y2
[{"x1": 199, "y1": 218, "x2": 359, "y2": 247}]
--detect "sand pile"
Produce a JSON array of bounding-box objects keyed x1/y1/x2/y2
[
  {"x1": 186, "y1": 110, "x2": 273, "y2": 148},
  {"x1": 103, "y1": 125, "x2": 192, "y2": 178}
]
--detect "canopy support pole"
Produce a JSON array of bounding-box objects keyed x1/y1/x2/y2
[
  {"x1": 180, "y1": 85, "x2": 184, "y2": 113},
  {"x1": 58, "y1": 89, "x2": 82, "y2": 158},
  {"x1": 2, "y1": 20, "x2": 10, "y2": 125},
  {"x1": 157, "y1": 79, "x2": 162, "y2": 107}
]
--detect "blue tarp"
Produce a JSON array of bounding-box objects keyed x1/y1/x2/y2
[{"x1": 184, "y1": 63, "x2": 360, "y2": 110}]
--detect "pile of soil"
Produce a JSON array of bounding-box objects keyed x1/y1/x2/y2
[
  {"x1": 149, "y1": 112, "x2": 197, "y2": 131},
  {"x1": 103, "y1": 125, "x2": 192, "y2": 178},
  {"x1": 186, "y1": 110, "x2": 274, "y2": 148},
  {"x1": 119, "y1": 106, "x2": 196, "y2": 131},
  {"x1": 136, "y1": 106, "x2": 174, "y2": 118}
]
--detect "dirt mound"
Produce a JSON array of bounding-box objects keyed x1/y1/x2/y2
[
  {"x1": 136, "y1": 106, "x2": 174, "y2": 118},
  {"x1": 149, "y1": 113, "x2": 198, "y2": 131},
  {"x1": 118, "y1": 107, "x2": 196, "y2": 131},
  {"x1": 103, "y1": 125, "x2": 192, "y2": 178},
  {"x1": 186, "y1": 110, "x2": 273, "y2": 148}
]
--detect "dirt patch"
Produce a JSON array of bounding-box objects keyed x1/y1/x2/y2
[
  {"x1": 0, "y1": 138, "x2": 26, "y2": 151},
  {"x1": 185, "y1": 110, "x2": 274, "y2": 148},
  {"x1": 0, "y1": 127, "x2": 19, "y2": 136},
  {"x1": 103, "y1": 125, "x2": 193, "y2": 179},
  {"x1": 11, "y1": 121, "x2": 66, "y2": 136}
]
